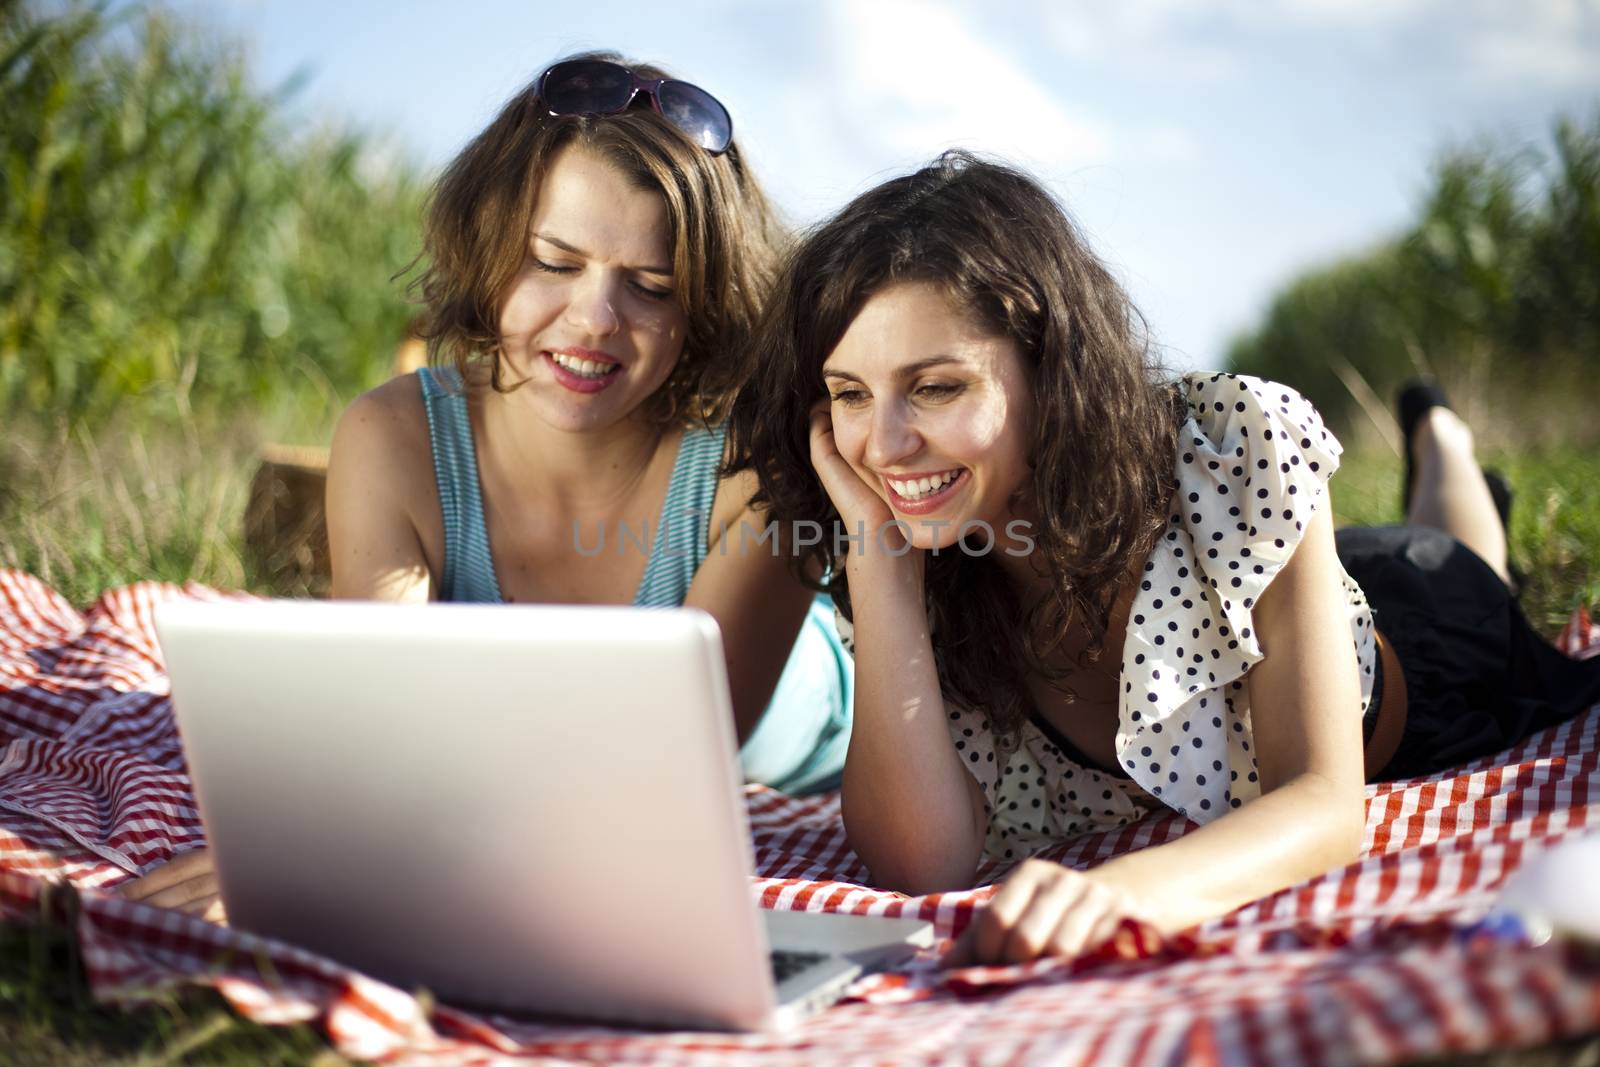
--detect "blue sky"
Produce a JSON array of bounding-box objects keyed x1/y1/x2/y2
[{"x1": 166, "y1": 1, "x2": 1600, "y2": 371}]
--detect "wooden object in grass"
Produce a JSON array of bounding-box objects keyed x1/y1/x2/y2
[
  {"x1": 243, "y1": 333, "x2": 429, "y2": 592},
  {"x1": 243, "y1": 443, "x2": 331, "y2": 590}
]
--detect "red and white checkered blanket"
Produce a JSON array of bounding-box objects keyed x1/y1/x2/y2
[{"x1": 3, "y1": 570, "x2": 1598, "y2": 1066}]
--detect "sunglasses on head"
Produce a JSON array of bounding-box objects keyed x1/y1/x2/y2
[{"x1": 537, "y1": 59, "x2": 734, "y2": 155}]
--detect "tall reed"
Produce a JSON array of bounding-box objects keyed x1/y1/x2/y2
[
  {"x1": 1, "y1": 1, "x2": 426, "y2": 432},
  {"x1": 1228, "y1": 112, "x2": 1600, "y2": 450}
]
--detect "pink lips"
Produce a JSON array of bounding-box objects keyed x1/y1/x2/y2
[
  {"x1": 544, "y1": 348, "x2": 622, "y2": 394},
  {"x1": 883, "y1": 469, "x2": 968, "y2": 516}
]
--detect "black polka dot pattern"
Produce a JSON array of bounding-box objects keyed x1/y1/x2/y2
[
  {"x1": 1116, "y1": 374, "x2": 1375, "y2": 827},
  {"x1": 832, "y1": 374, "x2": 1379, "y2": 860}
]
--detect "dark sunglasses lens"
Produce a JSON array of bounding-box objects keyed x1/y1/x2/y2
[
  {"x1": 656, "y1": 80, "x2": 733, "y2": 153},
  {"x1": 542, "y1": 60, "x2": 633, "y2": 115}
]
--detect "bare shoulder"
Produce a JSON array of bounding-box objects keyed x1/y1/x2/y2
[
  {"x1": 707, "y1": 440, "x2": 763, "y2": 551},
  {"x1": 326, "y1": 373, "x2": 443, "y2": 600},
  {"x1": 336, "y1": 374, "x2": 429, "y2": 445},
  {"x1": 327, "y1": 373, "x2": 440, "y2": 531},
  {"x1": 330, "y1": 375, "x2": 431, "y2": 488}
]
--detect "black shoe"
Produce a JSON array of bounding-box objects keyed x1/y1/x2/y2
[{"x1": 1397, "y1": 379, "x2": 1452, "y2": 517}]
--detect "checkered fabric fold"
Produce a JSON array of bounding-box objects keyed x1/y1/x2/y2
[{"x1": 2, "y1": 569, "x2": 1598, "y2": 1066}]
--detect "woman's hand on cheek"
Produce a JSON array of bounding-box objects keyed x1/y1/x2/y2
[
  {"x1": 808, "y1": 402, "x2": 901, "y2": 552},
  {"x1": 942, "y1": 860, "x2": 1139, "y2": 968}
]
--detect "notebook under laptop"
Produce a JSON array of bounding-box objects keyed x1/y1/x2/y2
[{"x1": 153, "y1": 599, "x2": 932, "y2": 1032}]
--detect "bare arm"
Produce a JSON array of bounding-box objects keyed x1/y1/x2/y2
[
  {"x1": 325, "y1": 380, "x2": 437, "y2": 603},
  {"x1": 806, "y1": 406, "x2": 987, "y2": 893},
  {"x1": 952, "y1": 505, "x2": 1368, "y2": 964},
  {"x1": 840, "y1": 547, "x2": 989, "y2": 893},
  {"x1": 1087, "y1": 504, "x2": 1366, "y2": 932},
  {"x1": 683, "y1": 465, "x2": 815, "y2": 745}
]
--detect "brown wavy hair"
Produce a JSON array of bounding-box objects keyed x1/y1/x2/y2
[
  {"x1": 728, "y1": 152, "x2": 1184, "y2": 739},
  {"x1": 412, "y1": 51, "x2": 784, "y2": 427}
]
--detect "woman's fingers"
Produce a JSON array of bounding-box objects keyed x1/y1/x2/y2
[
  {"x1": 142, "y1": 870, "x2": 220, "y2": 911},
  {"x1": 118, "y1": 856, "x2": 228, "y2": 926},
  {"x1": 119, "y1": 847, "x2": 214, "y2": 901},
  {"x1": 808, "y1": 405, "x2": 848, "y2": 473},
  {"x1": 175, "y1": 892, "x2": 228, "y2": 925},
  {"x1": 1045, "y1": 881, "x2": 1120, "y2": 958},
  {"x1": 1001, "y1": 870, "x2": 1091, "y2": 964},
  {"x1": 119, "y1": 848, "x2": 227, "y2": 923},
  {"x1": 1057, "y1": 908, "x2": 1124, "y2": 959},
  {"x1": 808, "y1": 402, "x2": 895, "y2": 538},
  {"x1": 964, "y1": 860, "x2": 1053, "y2": 965},
  {"x1": 943, "y1": 862, "x2": 1135, "y2": 968},
  {"x1": 940, "y1": 922, "x2": 979, "y2": 969}
]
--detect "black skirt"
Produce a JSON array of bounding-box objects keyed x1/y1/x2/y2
[{"x1": 1336, "y1": 525, "x2": 1600, "y2": 781}]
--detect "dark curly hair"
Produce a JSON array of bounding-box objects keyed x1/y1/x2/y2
[
  {"x1": 727, "y1": 152, "x2": 1184, "y2": 739},
  {"x1": 412, "y1": 51, "x2": 784, "y2": 427}
]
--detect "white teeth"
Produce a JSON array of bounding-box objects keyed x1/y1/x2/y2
[
  {"x1": 551, "y1": 352, "x2": 616, "y2": 378},
  {"x1": 888, "y1": 470, "x2": 960, "y2": 500}
]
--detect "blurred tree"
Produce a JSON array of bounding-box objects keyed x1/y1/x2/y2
[
  {"x1": 0, "y1": 1, "x2": 427, "y2": 429},
  {"x1": 1228, "y1": 112, "x2": 1600, "y2": 448}
]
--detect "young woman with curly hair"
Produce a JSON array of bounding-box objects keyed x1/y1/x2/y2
[
  {"x1": 122, "y1": 54, "x2": 854, "y2": 920},
  {"x1": 729, "y1": 152, "x2": 1600, "y2": 967},
  {"x1": 345, "y1": 57, "x2": 848, "y2": 792}
]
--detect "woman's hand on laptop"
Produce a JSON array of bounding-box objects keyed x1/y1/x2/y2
[{"x1": 118, "y1": 847, "x2": 227, "y2": 924}]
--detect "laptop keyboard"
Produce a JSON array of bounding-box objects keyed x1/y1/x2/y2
[{"x1": 770, "y1": 949, "x2": 831, "y2": 984}]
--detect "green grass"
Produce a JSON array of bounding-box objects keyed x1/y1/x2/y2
[
  {"x1": 0, "y1": 918, "x2": 351, "y2": 1066},
  {"x1": 2, "y1": 5, "x2": 1597, "y2": 1061},
  {"x1": 1, "y1": 408, "x2": 329, "y2": 608},
  {"x1": 8, "y1": 411, "x2": 1595, "y2": 629},
  {"x1": 3, "y1": 418, "x2": 1597, "y2": 1063},
  {"x1": 1331, "y1": 446, "x2": 1600, "y2": 637}
]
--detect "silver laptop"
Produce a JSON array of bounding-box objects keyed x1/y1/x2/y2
[{"x1": 153, "y1": 600, "x2": 931, "y2": 1031}]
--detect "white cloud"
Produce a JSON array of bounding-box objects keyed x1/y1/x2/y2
[
  {"x1": 821, "y1": 0, "x2": 1115, "y2": 172},
  {"x1": 1037, "y1": 2, "x2": 1239, "y2": 81},
  {"x1": 1037, "y1": 0, "x2": 1600, "y2": 89},
  {"x1": 1241, "y1": 0, "x2": 1600, "y2": 89},
  {"x1": 1459, "y1": 0, "x2": 1600, "y2": 88},
  {"x1": 1267, "y1": 0, "x2": 1433, "y2": 26},
  {"x1": 1469, "y1": 33, "x2": 1599, "y2": 88}
]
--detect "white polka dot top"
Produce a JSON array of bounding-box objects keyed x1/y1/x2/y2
[{"x1": 835, "y1": 373, "x2": 1378, "y2": 864}]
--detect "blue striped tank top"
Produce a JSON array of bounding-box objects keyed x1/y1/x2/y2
[
  {"x1": 416, "y1": 366, "x2": 723, "y2": 605},
  {"x1": 414, "y1": 366, "x2": 852, "y2": 795}
]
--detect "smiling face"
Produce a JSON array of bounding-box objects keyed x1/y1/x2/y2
[
  {"x1": 495, "y1": 142, "x2": 689, "y2": 432},
  {"x1": 822, "y1": 281, "x2": 1036, "y2": 552}
]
